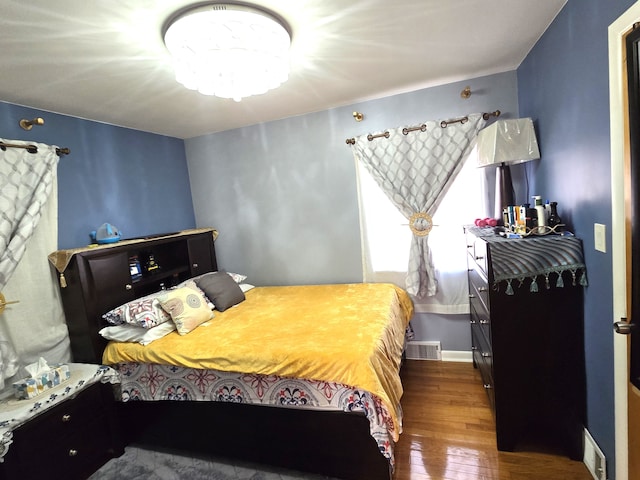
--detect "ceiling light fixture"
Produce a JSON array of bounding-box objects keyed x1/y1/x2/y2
[{"x1": 163, "y1": 3, "x2": 291, "y2": 102}]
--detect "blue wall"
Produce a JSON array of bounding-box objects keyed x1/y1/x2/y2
[
  {"x1": 185, "y1": 71, "x2": 519, "y2": 353},
  {"x1": 0, "y1": 102, "x2": 195, "y2": 249},
  {"x1": 186, "y1": 71, "x2": 519, "y2": 286},
  {"x1": 517, "y1": 0, "x2": 635, "y2": 476}
]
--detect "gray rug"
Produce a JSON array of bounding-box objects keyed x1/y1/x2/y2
[{"x1": 89, "y1": 445, "x2": 337, "y2": 480}]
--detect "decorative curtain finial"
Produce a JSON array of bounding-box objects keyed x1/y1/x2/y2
[{"x1": 19, "y1": 117, "x2": 44, "y2": 131}]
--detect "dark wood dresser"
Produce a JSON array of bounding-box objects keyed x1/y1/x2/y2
[
  {"x1": 48, "y1": 228, "x2": 218, "y2": 364},
  {"x1": 465, "y1": 226, "x2": 587, "y2": 460}
]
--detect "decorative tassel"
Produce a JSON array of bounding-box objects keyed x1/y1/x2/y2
[
  {"x1": 59, "y1": 273, "x2": 67, "y2": 288},
  {"x1": 530, "y1": 276, "x2": 539, "y2": 293},
  {"x1": 505, "y1": 280, "x2": 514, "y2": 296},
  {"x1": 517, "y1": 277, "x2": 526, "y2": 288},
  {"x1": 556, "y1": 271, "x2": 564, "y2": 288},
  {"x1": 570, "y1": 269, "x2": 577, "y2": 286},
  {"x1": 579, "y1": 269, "x2": 589, "y2": 287},
  {"x1": 545, "y1": 274, "x2": 551, "y2": 289}
]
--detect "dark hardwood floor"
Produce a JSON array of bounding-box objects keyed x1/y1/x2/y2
[{"x1": 393, "y1": 360, "x2": 593, "y2": 480}]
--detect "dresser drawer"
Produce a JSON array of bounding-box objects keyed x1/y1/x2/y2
[
  {"x1": 1, "y1": 382, "x2": 122, "y2": 480},
  {"x1": 468, "y1": 267, "x2": 490, "y2": 313},
  {"x1": 471, "y1": 311, "x2": 492, "y2": 372},
  {"x1": 467, "y1": 236, "x2": 488, "y2": 276},
  {"x1": 469, "y1": 299, "x2": 493, "y2": 350},
  {"x1": 13, "y1": 381, "x2": 105, "y2": 448},
  {"x1": 49, "y1": 416, "x2": 115, "y2": 475},
  {"x1": 471, "y1": 327, "x2": 495, "y2": 411}
]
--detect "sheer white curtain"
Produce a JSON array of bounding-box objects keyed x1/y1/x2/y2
[
  {"x1": 0, "y1": 141, "x2": 69, "y2": 389},
  {"x1": 351, "y1": 114, "x2": 487, "y2": 299}
]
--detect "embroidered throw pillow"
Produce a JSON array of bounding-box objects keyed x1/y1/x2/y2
[
  {"x1": 157, "y1": 280, "x2": 214, "y2": 335},
  {"x1": 102, "y1": 292, "x2": 172, "y2": 329}
]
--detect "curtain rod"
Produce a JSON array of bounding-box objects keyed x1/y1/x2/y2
[
  {"x1": 0, "y1": 141, "x2": 70, "y2": 156},
  {"x1": 345, "y1": 110, "x2": 501, "y2": 145}
]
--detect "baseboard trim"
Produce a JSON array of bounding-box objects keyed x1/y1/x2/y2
[{"x1": 441, "y1": 350, "x2": 473, "y2": 362}]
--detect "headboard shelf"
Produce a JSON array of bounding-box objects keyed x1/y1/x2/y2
[
  {"x1": 130, "y1": 265, "x2": 189, "y2": 287},
  {"x1": 50, "y1": 229, "x2": 218, "y2": 363}
]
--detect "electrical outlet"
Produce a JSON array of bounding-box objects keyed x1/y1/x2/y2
[{"x1": 594, "y1": 223, "x2": 606, "y2": 253}]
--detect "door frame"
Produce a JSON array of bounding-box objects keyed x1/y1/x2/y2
[{"x1": 609, "y1": 3, "x2": 640, "y2": 480}]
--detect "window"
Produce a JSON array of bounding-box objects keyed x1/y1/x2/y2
[{"x1": 356, "y1": 145, "x2": 486, "y2": 313}]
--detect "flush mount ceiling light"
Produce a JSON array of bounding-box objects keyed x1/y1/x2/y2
[{"x1": 163, "y1": 3, "x2": 291, "y2": 101}]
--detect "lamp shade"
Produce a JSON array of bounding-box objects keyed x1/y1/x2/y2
[
  {"x1": 163, "y1": 3, "x2": 291, "y2": 101},
  {"x1": 477, "y1": 118, "x2": 540, "y2": 167}
]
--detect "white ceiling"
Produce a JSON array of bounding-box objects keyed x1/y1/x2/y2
[{"x1": 0, "y1": 1, "x2": 566, "y2": 139}]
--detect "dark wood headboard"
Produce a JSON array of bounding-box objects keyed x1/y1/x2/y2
[{"x1": 50, "y1": 229, "x2": 217, "y2": 363}]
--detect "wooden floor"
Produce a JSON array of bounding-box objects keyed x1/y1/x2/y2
[{"x1": 392, "y1": 360, "x2": 592, "y2": 480}]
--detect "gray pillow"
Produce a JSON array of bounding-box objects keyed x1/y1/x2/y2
[{"x1": 195, "y1": 272, "x2": 245, "y2": 312}]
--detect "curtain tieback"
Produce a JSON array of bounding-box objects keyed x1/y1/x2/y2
[
  {"x1": 409, "y1": 212, "x2": 433, "y2": 237},
  {"x1": 0, "y1": 292, "x2": 19, "y2": 314}
]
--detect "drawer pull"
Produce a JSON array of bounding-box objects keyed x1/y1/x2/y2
[
  {"x1": 468, "y1": 294, "x2": 476, "y2": 299},
  {"x1": 470, "y1": 319, "x2": 477, "y2": 324},
  {"x1": 480, "y1": 319, "x2": 489, "y2": 325},
  {"x1": 69, "y1": 449, "x2": 78, "y2": 457},
  {"x1": 61, "y1": 414, "x2": 71, "y2": 422},
  {"x1": 125, "y1": 284, "x2": 132, "y2": 290},
  {"x1": 471, "y1": 346, "x2": 477, "y2": 351},
  {"x1": 192, "y1": 263, "x2": 199, "y2": 268},
  {"x1": 483, "y1": 384, "x2": 492, "y2": 390},
  {"x1": 481, "y1": 352, "x2": 491, "y2": 358},
  {"x1": 475, "y1": 255, "x2": 484, "y2": 261},
  {"x1": 478, "y1": 286, "x2": 488, "y2": 292}
]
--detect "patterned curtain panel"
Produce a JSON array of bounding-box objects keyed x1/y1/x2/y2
[
  {"x1": 350, "y1": 114, "x2": 486, "y2": 298},
  {"x1": 0, "y1": 140, "x2": 59, "y2": 291}
]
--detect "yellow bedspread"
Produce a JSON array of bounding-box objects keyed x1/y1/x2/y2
[{"x1": 102, "y1": 282, "x2": 414, "y2": 439}]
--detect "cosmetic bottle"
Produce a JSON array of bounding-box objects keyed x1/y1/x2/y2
[
  {"x1": 545, "y1": 199, "x2": 551, "y2": 223},
  {"x1": 532, "y1": 195, "x2": 547, "y2": 227},
  {"x1": 525, "y1": 206, "x2": 538, "y2": 229},
  {"x1": 548, "y1": 201, "x2": 562, "y2": 228}
]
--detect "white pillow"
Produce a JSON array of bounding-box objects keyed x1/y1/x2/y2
[
  {"x1": 226, "y1": 272, "x2": 247, "y2": 283},
  {"x1": 239, "y1": 283, "x2": 255, "y2": 293},
  {"x1": 99, "y1": 321, "x2": 176, "y2": 345}
]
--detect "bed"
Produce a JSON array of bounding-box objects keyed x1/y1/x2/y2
[{"x1": 97, "y1": 276, "x2": 414, "y2": 480}]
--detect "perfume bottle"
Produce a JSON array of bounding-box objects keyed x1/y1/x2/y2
[{"x1": 548, "y1": 202, "x2": 562, "y2": 228}]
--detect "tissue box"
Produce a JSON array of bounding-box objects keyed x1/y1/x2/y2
[{"x1": 12, "y1": 364, "x2": 71, "y2": 400}]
